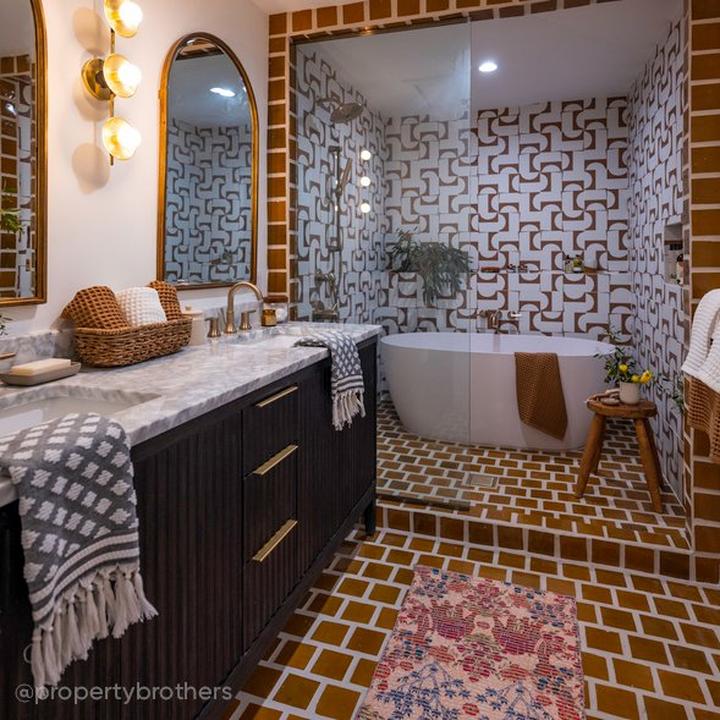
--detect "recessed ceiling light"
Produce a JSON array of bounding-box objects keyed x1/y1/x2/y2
[
  {"x1": 210, "y1": 87, "x2": 236, "y2": 98},
  {"x1": 478, "y1": 61, "x2": 498, "y2": 74}
]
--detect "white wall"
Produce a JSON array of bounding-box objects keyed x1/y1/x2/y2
[{"x1": 8, "y1": 0, "x2": 268, "y2": 334}]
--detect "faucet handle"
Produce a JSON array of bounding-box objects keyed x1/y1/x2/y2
[
  {"x1": 238, "y1": 308, "x2": 257, "y2": 332},
  {"x1": 205, "y1": 316, "x2": 222, "y2": 338}
]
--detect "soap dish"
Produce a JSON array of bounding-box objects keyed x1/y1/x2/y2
[{"x1": 0, "y1": 362, "x2": 82, "y2": 387}]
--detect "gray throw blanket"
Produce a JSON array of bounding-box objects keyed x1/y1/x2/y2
[
  {"x1": 295, "y1": 329, "x2": 365, "y2": 430},
  {"x1": 0, "y1": 413, "x2": 157, "y2": 691}
]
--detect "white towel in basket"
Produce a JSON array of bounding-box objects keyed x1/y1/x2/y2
[{"x1": 115, "y1": 287, "x2": 167, "y2": 327}]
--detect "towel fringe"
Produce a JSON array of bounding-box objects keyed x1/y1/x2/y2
[
  {"x1": 332, "y1": 389, "x2": 366, "y2": 431},
  {"x1": 32, "y1": 564, "x2": 157, "y2": 693}
]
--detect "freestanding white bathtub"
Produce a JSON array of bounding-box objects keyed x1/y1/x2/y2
[{"x1": 381, "y1": 332, "x2": 615, "y2": 451}]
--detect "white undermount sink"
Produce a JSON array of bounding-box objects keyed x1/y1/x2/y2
[{"x1": 0, "y1": 387, "x2": 160, "y2": 438}]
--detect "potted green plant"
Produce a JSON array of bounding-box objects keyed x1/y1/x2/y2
[{"x1": 386, "y1": 230, "x2": 471, "y2": 306}]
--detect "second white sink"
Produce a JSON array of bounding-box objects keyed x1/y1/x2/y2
[{"x1": 0, "y1": 387, "x2": 160, "y2": 438}]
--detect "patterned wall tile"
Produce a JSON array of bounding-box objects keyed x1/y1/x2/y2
[
  {"x1": 164, "y1": 120, "x2": 253, "y2": 284},
  {"x1": 626, "y1": 18, "x2": 686, "y2": 496}
]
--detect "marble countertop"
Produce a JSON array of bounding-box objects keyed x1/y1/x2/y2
[{"x1": 0, "y1": 322, "x2": 382, "y2": 509}]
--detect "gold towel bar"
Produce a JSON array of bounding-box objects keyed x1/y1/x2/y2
[
  {"x1": 256, "y1": 385, "x2": 298, "y2": 408},
  {"x1": 252, "y1": 519, "x2": 297, "y2": 563},
  {"x1": 253, "y1": 444, "x2": 298, "y2": 476}
]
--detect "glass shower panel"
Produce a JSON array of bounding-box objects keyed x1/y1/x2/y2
[{"x1": 295, "y1": 21, "x2": 474, "y2": 503}]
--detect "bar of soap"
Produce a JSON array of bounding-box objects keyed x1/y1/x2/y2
[{"x1": 9, "y1": 358, "x2": 72, "y2": 376}]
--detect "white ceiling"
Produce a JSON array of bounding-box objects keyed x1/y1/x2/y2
[
  {"x1": 0, "y1": 0, "x2": 36, "y2": 59},
  {"x1": 168, "y1": 54, "x2": 251, "y2": 127},
  {"x1": 300, "y1": 0, "x2": 682, "y2": 118}
]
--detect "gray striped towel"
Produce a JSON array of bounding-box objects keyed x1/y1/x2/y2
[
  {"x1": 295, "y1": 330, "x2": 365, "y2": 430},
  {"x1": 0, "y1": 413, "x2": 157, "y2": 692}
]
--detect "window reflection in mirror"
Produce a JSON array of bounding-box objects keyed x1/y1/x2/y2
[{"x1": 159, "y1": 35, "x2": 258, "y2": 289}]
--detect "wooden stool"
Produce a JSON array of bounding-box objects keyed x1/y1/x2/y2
[{"x1": 575, "y1": 397, "x2": 664, "y2": 513}]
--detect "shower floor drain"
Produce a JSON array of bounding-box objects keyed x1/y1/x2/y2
[{"x1": 465, "y1": 473, "x2": 498, "y2": 490}]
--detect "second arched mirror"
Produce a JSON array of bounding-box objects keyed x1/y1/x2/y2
[{"x1": 157, "y1": 34, "x2": 258, "y2": 289}]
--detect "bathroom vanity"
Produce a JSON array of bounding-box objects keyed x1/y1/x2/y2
[{"x1": 0, "y1": 325, "x2": 379, "y2": 719}]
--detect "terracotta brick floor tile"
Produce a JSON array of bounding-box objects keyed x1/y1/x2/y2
[
  {"x1": 680, "y1": 623, "x2": 720, "y2": 650},
  {"x1": 669, "y1": 645, "x2": 713, "y2": 674},
  {"x1": 314, "y1": 685, "x2": 361, "y2": 720},
  {"x1": 612, "y1": 659, "x2": 654, "y2": 691},
  {"x1": 367, "y1": 583, "x2": 401, "y2": 604},
  {"x1": 306, "y1": 592, "x2": 342, "y2": 617},
  {"x1": 310, "y1": 649, "x2": 353, "y2": 681},
  {"x1": 340, "y1": 600, "x2": 375, "y2": 624},
  {"x1": 242, "y1": 666, "x2": 282, "y2": 699},
  {"x1": 375, "y1": 607, "x2": 398, "y2": 630},
  {"x1": 583, "y1": 653, "x2": 609, "y2": 680},
  {"x1": 628, "y1": 635, "x2": 669, "y2": 664},
  {"x1": 640, "y1": 615, "x2": 680, "y2": 641},
  {"x1": 654, "y1": 597, "x2": 691, "y2": 619},
  {"x1": 346, "y1": 627, "x2": 387, "y2": 655},
  {"x1": 585, "y1": 627, "x2": 623, "y2": 654},
  {"x1": 272, "y1": 674, "x2": 320, "y2": 709},
  {"x1": 657, "y1": 669, "x2": 706, "y2": 703},
  {"x1": 602, "y1": 606, "x2": 638, "y2": 631},
  {"x1": 349, "y1": 658, "x2": 377, "y2": 688},
  {"x1": 595, "y1": 684, "x2": 640, "y2": 720},
  {"x1": 616, "y1": 589, "x2": 652, "y2": 612},
  {"x1": 642, "y1": 696, "x2": 689, "y2": 720},
  {"x1": 274, "y1": 640, "x2": 316, "y2": 670},
  {"x1": 312, "y1": 620, "x2": 350, "y2": 645}
]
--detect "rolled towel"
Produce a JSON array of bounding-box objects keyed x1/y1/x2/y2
[
  {"x1": 682, "y1": 288, "x2": 720, "y2": 379},
  {"x1": 115, "y1": 288, "x2": 167, "y2": 327}
]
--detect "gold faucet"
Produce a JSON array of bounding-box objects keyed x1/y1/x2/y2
[{"x1": 225, "y1": 281, "x2": 265, "y2": 334}]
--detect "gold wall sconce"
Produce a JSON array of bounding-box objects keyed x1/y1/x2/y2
[{"x1": 81, "y1": 0, "x2": 143, "y2": 163}]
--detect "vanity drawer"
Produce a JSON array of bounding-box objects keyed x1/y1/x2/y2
[
  {"x1": 243, "y1": 383, "x2": 299, "y2": 474},
  {"x1": 243, "y1": 444, "x2": 298, "y2": 563},
  {"x1": 243, "y1": 520, "x2": 299, "y2": 649}
]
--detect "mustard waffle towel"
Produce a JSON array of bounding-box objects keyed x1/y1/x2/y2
[{"x1": 515, "y1": 352, "x2": 568, "y2": 440}]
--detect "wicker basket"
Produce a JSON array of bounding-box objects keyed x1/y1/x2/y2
[
  {"x1": 72, "y1": 319, "x2": 192, "y2": 367},
  {"x1": 63, "y1": 283, "x2": 191, "y2": 367}
]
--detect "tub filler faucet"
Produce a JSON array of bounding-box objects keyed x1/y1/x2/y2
[{"x1": 480, "y1": 310, "x2": 522, "y2": 334}]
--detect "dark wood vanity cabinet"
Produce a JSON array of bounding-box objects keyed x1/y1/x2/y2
[{"x1": 0, "y1": 338, "x2": 377, "y2": 720}]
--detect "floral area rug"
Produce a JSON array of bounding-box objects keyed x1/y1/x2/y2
[{"x1": 357, "y1": 566, "x2": 584, "y2": 720}]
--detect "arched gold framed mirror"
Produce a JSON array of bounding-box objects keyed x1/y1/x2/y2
[
  {"x1": 0, "y1": 0, "x2": 47, "y2": 306},
  {"x1": 157, "y1": 33, "x2": 259, "y2": 289}
]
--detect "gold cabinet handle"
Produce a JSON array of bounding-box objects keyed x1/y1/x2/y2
[
  {"x1": 253, "y1": 444, "x2": 298, "y2": 476},
  {"x1": 256, "y1": 385, "x2": 298, "y2": 408},
  {"x1": 252, "y1": 519, "x2": 297, "y2": 563}
]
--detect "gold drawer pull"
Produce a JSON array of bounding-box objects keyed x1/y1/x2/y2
[
  {"x1": 254, "y1": 444, "x2": 298, "y2": 476},
  {"x1": 253, "y1": 519, "x2": 297, "y2": 563},
  {"x1": 256, "y1": 385, "x2": 298, "y2": 408}
]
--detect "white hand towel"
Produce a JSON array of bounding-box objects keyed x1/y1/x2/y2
[
  {"x1": 697, "y1": 320, "x2": 720, "y2": 393},
  {"x1": 681, "y1": 288, "x2": 720, "y2": 379},
  {"x1": 115, "y1": 287, "x2": 167, "y2": 327}
]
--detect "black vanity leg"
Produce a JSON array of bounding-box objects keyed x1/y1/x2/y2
[{"x1": 363, "y1": 497, "x2": 376, "y2": 535}]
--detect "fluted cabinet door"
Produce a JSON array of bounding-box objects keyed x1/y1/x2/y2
[{"x1": 119, "y1": 409, "x2": 244, "y2": 720}]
